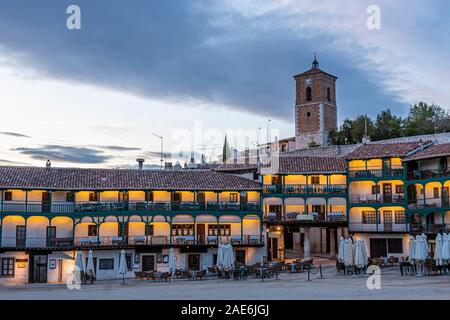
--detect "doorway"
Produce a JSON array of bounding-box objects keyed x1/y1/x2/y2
[
  {"x1": 46, "y1": 226, "x2": 56, "y2": 247},
  {"x1": 42, "y1": 192, "x2": 51, "y2": 213},
  {"x1": 142, "y1": 255, "x2": 155, "y2": 272},
  {"x1": 29, "y1": 254, "x2": 48, "y2": 283},
  {"x1": 382, "y1": 184, "x2": 392, "y2": 203},
  {"x1": 188, "y1": 254, "x2": 200, "y2": 270},
  {"x1": 383, "y1": 211, "x2": 393, "y2": 232},
  {"x1": 196, "y1": 224, "x2": 205, "y2": 244},
  {"x1": 369, "y1": 238, "x2": 387, "y2": 258}
]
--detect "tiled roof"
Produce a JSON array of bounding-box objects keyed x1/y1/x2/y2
[
  {"x1": 214, "y1": 163, "x2": 258, "y2": 172},
  {"x1": 293, "y1": 67, "x2": 337, "y2": 79},
  {"x1": 0, "y1": 166, "x2": 261, "y2": 191},
  {"x1": 260, "y1": 156, "x2": 346, "y2": 175},
  {"x1": 403, "y1": 143, "x2": 450, "y2": 162},
  {"x1": 345, "y1": 142, "x2": 424, "y2": 160}
]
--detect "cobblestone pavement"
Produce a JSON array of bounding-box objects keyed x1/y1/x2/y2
[{"x1": 0, "y1": 265, "x2": 448, "y2": 300}]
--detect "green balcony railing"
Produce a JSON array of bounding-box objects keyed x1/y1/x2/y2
[
  {"x1": 0, "y1": 201, "x2": 261, "y2": 214},
  {"x1": 263, "y1": 184, "x2": 347, "y2": 195}
]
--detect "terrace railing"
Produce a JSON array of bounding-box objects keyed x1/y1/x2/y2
[
  {"x1": 0, "y1": 200, "x2": 261, "y2": 214},
  {"x1": 265, "y1": 211, "x2": 347, "y2": 223},
  {"x1": 0, "y1": 234, "x2": 264, "y2": 248},
  {"x1": 406, "y1": 169, "x2": 450, "y2": 180},
  {"x1": 263, "y1": 184, "x2": 347, "y2": 195},
  {"x1": 349, "y1": 194, "x2": 405, "y2": 205},
  {"x1": 348, "y1": 168, "x2": 404, "y2": 179},
  {"x1": 348, "y1": 222, "x2": 409, "y2": 233},
  {"x1": 408, "y1": 197, "x2": 450, "y2": 210}
]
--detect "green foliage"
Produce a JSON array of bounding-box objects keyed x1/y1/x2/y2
[{"x1": 329, "y1": 102, "x2": 449, "y2": 145}]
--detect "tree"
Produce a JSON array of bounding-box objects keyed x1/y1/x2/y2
[
  {"x1": 222, "y1": 135, "x2": 232, "y2": 163},
  {"x1": 403, "y1": 102, "x2": 449, "y2": 136},
  {"x1": 373, "y1": 109, "x2": 403, "y2": 140}
]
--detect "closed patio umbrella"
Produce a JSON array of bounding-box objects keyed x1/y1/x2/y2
[
  {"x1": 344, "y1": 239, "x2": 354, "y2": 267},
  {"x1": 441, "y1": 233, "x2": 450, "y2": 262},
  {"x1": 408, "y1": 235, "x2": 416, "y2": 262},
  {"x1": 434, "y1": 234, "x2": 443, "y2": 266},
  {"x1": 216, "y1": 244, "x2": 224, "y2": 270},
  {"x1": 86, "y1": 250, "x2": 95, "y2": 278},
  {"x1": 360, "y1": 239, "x2": 368, "y2": 267},
  {"x1": 338, "y1": 237, "x2": 345, "y2": 263},
  {"x1": 85, "y1": 250, "x2": 95, "y2": 284},
  {"x1": 168, "y1": 247, "x2": 176, "y2": 281},
  {"x1": 227, "y1": 244, "x2": 235, "y2": 270},
  {"x1": 354, "y1": 240, "x2": 364, "y2": 268},
  {"x1": 75, "y1": 251, "x2": 85, "y2": 273},
  {"x1": 118, "y1": 249, "x2": 127, "y2": 285}
]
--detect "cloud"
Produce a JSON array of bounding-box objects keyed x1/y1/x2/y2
[
  {"x1": 0, "y1": 0, "x2": 448, "y2": 123},
  {"x1": 0, "y1": 158, "x2": 29, "y2": 165},
  {"x1": 13, "y1": 145, "x2": 111, "y2": 164},
  {"x1": 0, "y1": 131, "x2": 31, "y2": 138},
  {"x1": 93, "y1": 145, "x2": 142, "y2": 152}
]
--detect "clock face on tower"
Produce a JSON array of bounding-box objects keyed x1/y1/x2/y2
[{"x1": 304, "y1": 78, "x2": 312, "y2": 85}]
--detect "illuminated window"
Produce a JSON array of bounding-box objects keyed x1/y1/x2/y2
[
  {"x1": 229, "y1": 193, "x2": 239, "y2": 203},
  {"x1": 433, "y1": 187, "x2": 440, "y2": 199},
  {"x1": 362, "y1": 211, "x2": 378, "y2": 224},
  {"x1": 89, "y1": 192, "x2": 98, "y2": 202},
  {"x1": 394, "y1": 211, "x2": 406, "y2": 224},
  {"x1": 310, "y1": 176, "x2": 320, "y2": 185},
  {"x1": 88, "y1": 224, "x2": 97, "y2": 237}
]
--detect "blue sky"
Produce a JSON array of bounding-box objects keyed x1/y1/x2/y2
[{"x1": 0, "y1": 0, "x2": 449, "y2": 167}]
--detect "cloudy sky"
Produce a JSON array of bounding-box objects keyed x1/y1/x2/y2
[{"x1": 0, "y1": 0, "x2": 449, "y2": 167}]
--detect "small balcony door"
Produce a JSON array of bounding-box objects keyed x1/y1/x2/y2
[
  {"x1": 444, "y1": 187, "x2": 449, "y2": 207},
  {"x1": 383, "y1": 211, "x2": 392, "y2": 232},
  {"x1": 46, "y1": 226, "x2": 56, "y2": 247},
  {"x1": 16, "y1": 225, "x2": 26, "y2": 247},
  {"x1": 196, "y1": 224, "x2": 205, "y2": 244},
  {"x1": 382, "y1": 183, "x2": 392, "y2": 203},
  {"x1": 42, "y1": 191, "x2": 51, "y2": 213},
  {"x1": 118, "y1": 192, "x2": 129, "y2": 210}
]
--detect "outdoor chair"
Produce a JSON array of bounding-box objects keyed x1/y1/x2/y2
[
  {"x1": 143, "y1": 271, "x2": 156, "y2": 281},
  {"x1": 159, "y1": 272, "x2": 171, "y2": 282},
  {"x1": 207, "y1": 266, "x2": 218, "y2": 277},
  {"x1": 193, "y1": 270, "x2": 207, "y2": 280},
  {"x1": 424, "y1": 259, "x2": 439, "y2": 276},
  {"x1": 336, "y1": 261, "x2": 345, "y2": 275},
  {"x1": 135, "y1": 271, "x2": 144, "y2": 280}
]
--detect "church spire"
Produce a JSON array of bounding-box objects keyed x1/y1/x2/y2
[{"x1": 312, "y1": 52, "x2": 319, "y2": 69}]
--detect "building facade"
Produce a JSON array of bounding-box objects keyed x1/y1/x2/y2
[
  {"x1": 0, "y1": 167, "x2": 264, "y2": 284},
  {"x1": 261, "y1": 155, "x2": 347, "y2": 260}
]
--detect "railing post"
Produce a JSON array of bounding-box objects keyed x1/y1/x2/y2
[
  {"x1": 73, "y1": 192, "x2": 77, "y2": 213},
  {"x1": 1, "y1": 190, "x2": 3, "y2": 213},
  {"x1": 25, "y1": 190, "x2": 28, "y2": 213}
]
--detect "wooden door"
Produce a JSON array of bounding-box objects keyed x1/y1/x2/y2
[
  {"x1": 46, "y1": 226, "x2": 56, "y2": 247},
  {"x1": 142, "y1": 255, "x2": 155, "y2": 271},
  {"x1": 42, "y1": 192, "x2": 51, "y2": 213},
  {"x1": 383, "y1": 211, "x2": 393, "y2": 232},
  {"x1": 188, "y1": 254, "x2": 200, "y2": 270},
  {"x1": 370, "y1": 238, "x2": 387, "y2": 258},
  {"x1": 383, "y1": 184, "x2": 392, "y2": 203},
  {"x1": 196, "y1": 224, "x2": 205, "y2": 244}
]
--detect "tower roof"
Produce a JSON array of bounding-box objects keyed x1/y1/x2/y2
[{"x1": 293, "y1": 54, "x2": 337, "y2": 79}]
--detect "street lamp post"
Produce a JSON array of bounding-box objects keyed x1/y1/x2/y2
[{"x1": 152, "y1": 133, "x2": 164, "y2": 170}]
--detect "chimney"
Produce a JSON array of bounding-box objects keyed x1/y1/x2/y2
[
  {"x1": 165, "y1": 162, "x2": 173, "y2": 170},
  {"x1": 46, "y1": 160, "x2": 51, "y2": 169},
  {"x1": 137, "y1": 158, "x2": 145, "y2": 170}
]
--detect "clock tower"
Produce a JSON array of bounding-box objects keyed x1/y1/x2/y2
[{"x1": 294, "y1": 55, "x2": 337, "y2": 149}]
